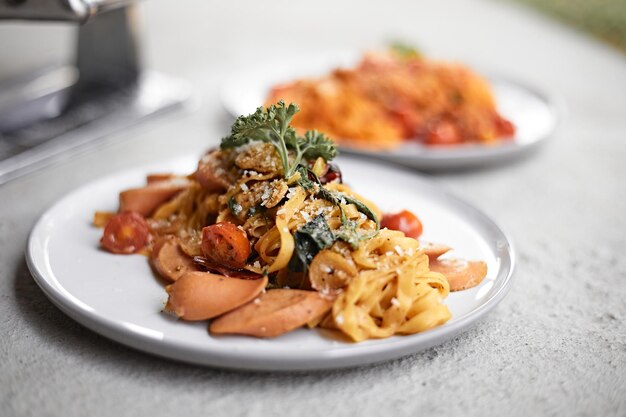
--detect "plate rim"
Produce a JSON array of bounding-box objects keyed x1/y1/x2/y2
[{"x1": 26, "y1": 155, "x2": 516, "y2": 371}]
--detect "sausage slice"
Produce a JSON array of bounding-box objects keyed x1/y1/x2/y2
[
  {"x1": 210, "y1": 289, "x2": 332, "y2": 338},
  {"x1": 164, "y1": 272, "x2": 267, "y2": 321},
  {"x1": 119, "y1": 179, "x2": 190, "y2": 217},
  {"x1": 429, "y1": 258, "x2": 488, "y2": 291},
  {"x1": 420, "y1": 241, "x2": 452, "y2": 262},
  {"x1": 151, "y1": 237, "x2": 199, "y2": 282}
]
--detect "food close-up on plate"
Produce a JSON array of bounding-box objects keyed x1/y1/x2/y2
[
  {"x1": 27, "y1": 103, "x2": 515, "y2": 371},
  {"x1": 3, "y1": 1, "x2": 625, "y2": 416},
  {"x1": 221, "y1": 48, "x2": 562, "y2": 169}
]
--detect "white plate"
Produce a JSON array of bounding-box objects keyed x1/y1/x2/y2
[
  {"x1": 220, "y1": 51, "x2": 562, "y2": 170},
  {"x1": 27, "y1": 155, "x2": 515, "y2": 371}
]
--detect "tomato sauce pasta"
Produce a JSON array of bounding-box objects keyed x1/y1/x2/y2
[{"x1": 266, "y1": 48, "x2": 515, "y2": 148}]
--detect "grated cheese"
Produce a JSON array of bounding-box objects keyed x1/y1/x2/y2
[{"x1": 260, "y1": 185, "x2": 272, "y2": 206}]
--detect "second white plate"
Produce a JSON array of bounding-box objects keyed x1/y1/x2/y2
[
  {"x1": 220, "y1": 51, "x2": 561, "y2": 170},
  {"x1": 27, "y1": 155, "x2": 515, "y2": 371}
]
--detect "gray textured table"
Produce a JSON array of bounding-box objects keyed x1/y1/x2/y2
[{"x1": 1, "y1": 1, "x2": 625, "y2": 416}]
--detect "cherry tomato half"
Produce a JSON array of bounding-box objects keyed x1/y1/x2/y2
[
  {"x1": 319, "y1": 163, "x2": 343, "y2": 184},
  {"x1": 494, "y1": 115, "x2": 516, "y2": 138},
  {"x1": 381, "y1": 210, "x2": 423, "y2": 239},
  {"x1": 425, "y1": 119, "x2": 462, "y2": 146},
  {"x1": 201, "y1": 222, "x2": 251, "y2": 269},
  {"x1": 100, "y1": 211, "x2": 150, "y2": 254}
]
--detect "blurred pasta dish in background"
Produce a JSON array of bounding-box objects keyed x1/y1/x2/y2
[{"x1": 266, "y1": 45, "x2": 515, "y2": 149}]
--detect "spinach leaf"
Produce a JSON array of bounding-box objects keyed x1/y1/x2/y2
[
  {"x1": 288, "y1": 215, "x2": 335, "y2": 272},
  {"x1": 342, "y1": 195, "x2": 379, "y2": 227},
  {"x1": 228, "y1": 196, "x2": 243, "y2": 216},
  {"x1": 295, "y1": 166, "x2": 379, "y2": 228},
  {"x1": 295, "y1": 165, "x2": 317, "y2": 191}
]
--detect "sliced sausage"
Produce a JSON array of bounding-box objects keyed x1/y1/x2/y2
[
  {"x1": 151, "y1": 236, "x2": 199, "y2": 282},
  {"x1": 429, "y1": 258, "x2": 488, "y2": 291},
  {"x1": 146, "y1": 173, "x2": 177, "y2": 184},
  {"x1": 164, "y1": 272, "x2": 267, "y2": 321},
  {"x1": 420, "y1": 241, "x2": 452, "y2": 262},
  {"x1": 119, "y1": 179, "x2": 190, "y2": 217},
  {"x1": 209, "y1": 289, "x2": 333, "y2": 338},
  {"x1": 195, "y1": 151, "x2": 232, "y2": 191}
]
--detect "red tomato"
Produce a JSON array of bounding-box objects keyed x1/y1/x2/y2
[
  {"x1": 319, "y1": 163, "x2": 343, "y2": 184},
  {"x1": 100, "y1": 211, "x2": 150, "y2": 254},
  {"x1": 381, "y1": 210, "x2": 423, "y2": 239},
  {"x1": 494, "y1": 115, "x2": 515, "y2": 138},
  {"x1": 425, "y1": 119, "x2": 462, "y2": 146},
  {"x1": 201, "y1": 223, "x2": 251, "y2": 269},
  {"x1": 388, "y1": 101, "x2": 420, "y2": 138}
]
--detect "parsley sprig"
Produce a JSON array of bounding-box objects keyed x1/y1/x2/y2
[
  {"x1": 221, "y1": 101, "x2": 337, "y2": 179},
  {"x1": 222, "y1": 101, "x2": 378, "y2": 258}
]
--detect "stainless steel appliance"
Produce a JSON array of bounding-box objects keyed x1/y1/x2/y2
[{"x1": 0, "y1": 0, "x2": 190, "y2": 184}]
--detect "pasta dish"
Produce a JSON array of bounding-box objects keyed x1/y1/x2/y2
[
  {"x1": 96, "y1": 102, "x2": 487, "y2": 342},
  {"x1": 266, "y1": 46, "x2": 515, "y2": 149}
]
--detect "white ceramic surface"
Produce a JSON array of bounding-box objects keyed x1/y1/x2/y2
[
  {"x1": 27, "y1": 155, "x2": 515, "y2": 371},
  {"x1": 220, "y1": 51, "x2": 561, "y2": 170}
]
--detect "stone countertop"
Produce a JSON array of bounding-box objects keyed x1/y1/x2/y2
[{"x1": 1, "y1": 1, "x2": 625, "y2": 416}]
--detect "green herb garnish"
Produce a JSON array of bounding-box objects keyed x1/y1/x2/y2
[
  {"x1": 288, "y1": 215, "x2": 335, "y2": 272},
  {"x1": 247, "y1": 204, "x2": 265, "y2": 218},
  {"x1": 289, "y1": 211, "x2": 377, "y2": 273},
  {"x1": 297, "y1": 164, "x2": 380, "y2": 242},
  {"x1": 335, "y1": 219, "x2": 362, "y2": 249},
  {"x1": 223, "y1": 102, "x2": 379, "y2": 257},
  {"x1": 228, "y1": 196, "x2": 243, "y2": 216},
  {"x1": 221, "y1": 101, "x2": 337, "y2": 179},
  {"x1": 308, "y1": 168, "x2": 379, "y2": 227},
  {"x1": 295, "y1": 165, "x2": 316, "y2": 191},
  {"x1": 389, "y1": 42, "x2": 422, "y2": 59},
  {"x1": 342, "y1": 195, "x2": 378, "y2": 225}
]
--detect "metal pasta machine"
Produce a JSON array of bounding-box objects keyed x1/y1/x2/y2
[{"x1": 0, "y1": 0, "x2": 190, "y2": 184}]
